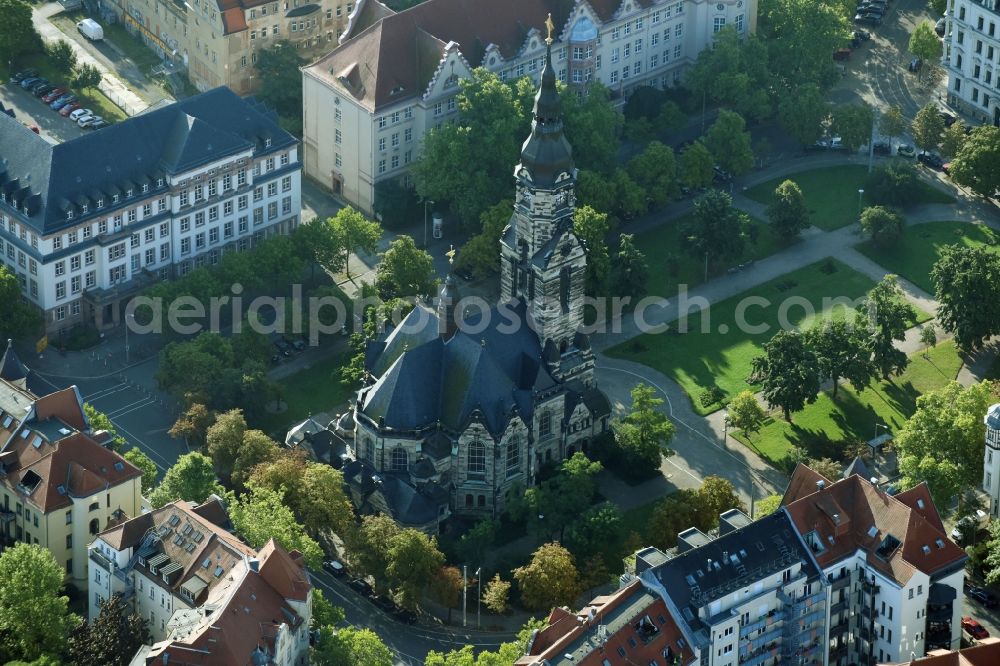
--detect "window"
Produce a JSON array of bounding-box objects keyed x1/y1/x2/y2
[
  {"x1": 181, "y1": 238, "x2": 190, "y2": 255},
  {"x1": 195, "y1": 212, "x2": 205, "y2": 227},
  {"x1": 180, "y1": 191, "x2": 189, "y2": 207},
  {"x1": 254, "y1": 208, "x2": 264, "y2": 226},
  {"x1": 266, "y1": 157, "x2": 275, "y2": 172},
  {"x1": 209, "y1": 228, "x2": 219, "y2": 244},
  {"x1": 468, "y1": 439, "x2": 486, "y2": 476},
  {"x1": 506, "y1": 437, "x2": 519, "y2": 477},
  {"x1": 224, "y1": 200, "x2": 233, "y2": 216},
  {"x1": 391, "y1": 447, "x2": 407, "y2": 471},
  {"x1": 267, "y1": 182, "x2": 277, "y2": 197},
  {"x1": 224, "y1": 221, "x2": 234, "y2": 238},
  {"x1": 208, "y1": 180, "x2": 217, "y2": 198},
  {"x1": 335, "y1": 129, "x2": 342, "y2": 145},
  {"x1": 145, "y1": 248, "x2": 154, "y2": 265},
  {"x1": 66, "y1": 534, "x2": 72, "y2": 549},
  {"x1": 237, "y1": 169, "x2": 247, "y2": 187},
  {"x1": 378, "y1": 159, "x2": 386, "y2": 174},
  {"x1": 71, "y1": 276, "x2": 81, "y2": 294},
  {"x1": 55, "y1": 261, "x2": 65, "y2": 276},
  {"x1": 624, "y1": 42, "x2": 631, "y2": 58},
  {"x1": 85, "y1": 271, "x2": 96, "y2": 288},
  {"x1": 735, "y1": 13, "x2": 744, "y2": 32},
  {"x1": 282, "y1": 196, "x2": 291, "y2": 214},
  {"x1": 144, "y1": 228, "x2": 154, "y2": 243},
  {"x1": 238, "y1": 195, "x2": 248, "y2": 211},
  {"x1": 635, "y1": 38, "x2": 643, "y2": 53},
  {"x1": 195, "y1": 233, "x2": 205, "y2": 249},
  {"x1": 675, "y1": 24, "x2": 683, "y2": 38},
  {"x1": 281, "y1": 176, "x2": 292, "y2": 193},
  {"x1": 209, "y1": 206, "x2": 219, "y2": 222},
  {"x1": 612, "y1": 47, "x2": 619, "y2": 63},
  {"x1": 268, "y1": 202, "x2": 277, "y2": 220},
  {"x1": 65, "y1": 510, "x2": 72, "y2": 525},
  {"x1": 280, "y1": 153, "x2": 289, "y2": 166}
]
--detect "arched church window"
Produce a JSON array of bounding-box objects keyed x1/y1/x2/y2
[
  {"x1": 559, "y1": 267, "x2": 570, "y2": 312},
  {"x1": 361, "y1": 437, "x2": 374, "y2": 463},
  {"x1": 390, "y1": 447, "x2": 408, "y2": 472},
  {"x1": 506, "y1": 437, "x2": 520, "y2": 478},
  {"x1": 468, "y1": 438, "x2": 486, "y2": 476}
]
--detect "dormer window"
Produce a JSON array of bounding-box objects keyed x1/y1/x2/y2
[
  {"x1": 142, "y1": 183, "x2": 149, "y2": 193},
  {"x1": 126, "y1": 189, "x2": 133, "y2": 198},
  {"x1": 97, "y1": 198, "x2": 104, "y2": 208},
  {"x1": 66, "y1": 210, "x2": 74, "y2": 220},
  {"x1": 112, "y1": 194, "x2": 119, "y2": 204},
  {"x1": 81, "y1": 204, "x2": 88, "y2": 214},
  {"x1": 264, "y1": 138, "x2": 272, "y2": 148},
  {"x1": 157, "y1": 178, "x2": 164, "y2": 187}
]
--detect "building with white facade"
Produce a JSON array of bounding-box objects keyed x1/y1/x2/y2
[
  {"x1": 781, "y1": 464, "x2": 967, "y2": 665},
  {"x1": 0, "y1": 87, "x2": 302, "y2": 336},
  {"x1": 302, "y1": 0, "x2": 757, "y2": 215},
  {"x1": 982, "y1": 403, "x2": 1000, "y2": 517},
  {"x1": 88, "y1": 496, "x2": 312, "y2": 665},
  {"x1": 943, "y1": 0, "x2": 1000, "y2": 126}
]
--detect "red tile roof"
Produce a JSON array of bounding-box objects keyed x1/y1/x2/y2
[
  {"x1": 515, "y1": 580, "x2": 695, "y2": 666},
  {"x1": 32, "y1": 386, "x2": 88, "y2": 431},
  {"x1": 880, "y1": 637, "x2": 1000, "y2": 665},
  {"x1": 782, "y1": 465, "x2": 966, "y2": 584}
]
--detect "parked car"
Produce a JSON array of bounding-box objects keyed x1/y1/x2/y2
[
  {"x1": 32, "y1": 83, "x2": 56, "y2": 97},
  {"x1": 273, "y1": 337, "x2": 292, "y2": 356},
  {"x1": 908, "y1": 58, "x2": 923, "y2": 72},
  {"x1": 88, "y1": 119, "x2": 108, "y2": 130},
  {"x1": 942, "y1": 161, "x2": 952, "y2": 174},
  {"x1": 966, "y1": 586, "x2": 998, "y2": 608},
  {"x1": 322, "y1": 560, "x2": 345, "y2": 577},
  {"x1": 283, "y1": 335, "x2": 306, "y2": 352},
  {"x1": 25, "y1": 124, "x2": 39, "y2": 134},
  {"x1": 854, "y1": 14, "x2": 882, "y2": 25},
  {"x1": 897, "y1": 144, "x2": 916, "y2": 157},
  {"x1": 41, "y1": 88, "x2": 67, "y2": 104},
  {"x1": 834, "y1": 48, "x2": 852, "y2": 61},
  {"x1": 392, "y1": 607, "x2": 417, "y2": 625},
  {"x1": 873, "y1": 142, "x2": 891, "y2": 155},
  {"x1": 372, "y1": 595, "x2": 397, "y2": 613},
  {"x1": 814, "y1": 136, "x2": 845, "y2": 151},
  {"x1": 453, "y1": 266, "x2": 474, "y2": 282},
  {"x1": 78, "y1": 115, "x2": 102, "y2": 128},
  {"x1": 917, "y1": 152, "x2": 945, "y2": 169},
  {"x1": 952, "y1": 515, "x2": 977, "y2": 543},
  {"x1": 939, "y1": 110, "x2": 957, "y2": 127},
  {"x1": 854, "y1": 29, "x2": 872, "y2": 41},
  {"x1": 19, "y1": 77, "x2": 43, "y2": 89},
  {"x1": 962, "y1": 616, "x2": 990, "y2": 639},
  {"x1": 349, "y1": 578, "x2": 373, "y2": 597},
  {"x1": 70, "y1": 108, "x2": 92, "y2": 121},
  {"x1": 51, "y1": 95, "x2": 76, "y2": 110},
  {"x1": 59, "y1": 101, "x2": 81, "y2": 117},
  {"x1": 11, "y1": 69, "x2": 37, "y2": 83}
]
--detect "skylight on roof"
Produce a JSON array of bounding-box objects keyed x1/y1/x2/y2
[
  {"x1": 2, "y1": 416, "x2": 12, "y2": 428},
  {"x1": 113, "y1": 462, "x2": 124, "y2": 472},
  {"x1": 214, "y1": 565, "x2": 224, "y2": 577},
  {"x1": 20, "y1": 429, "x2": 29, "y2": 439},
  {"x1": 917, "y1": 499, "x2": 925, "y2": 509},
  {"x1": 935, "y1": 539, "x2": 945, "y2": 549},
  {"x1": 202, "y1": 558, "x2": 211, "y2": 569},
  {"x1": 867, "y1": 526, "x2": 878, "y2": 538},
  {"x1": 921, "y1": 545, "x2": 931, "y2": 554},
  {"x1": 31, "y1": 435, "x2": 42, "y2": 448}
]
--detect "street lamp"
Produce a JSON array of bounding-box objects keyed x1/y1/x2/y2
[
  {"x1": 857, "y1": 188, "x2": 865, "y2": 220},
  {"x1": 462, "y1": 564, "x2": 467, "y2": 627},
  {"x1": 423, "y1": 199, "x2": 435, "y2": 249},
  {"x1": 125, "y1": 312, "x2": 134, "y2": 364},
  {"x1": 475, "y1": 567, "x2": 482, "y2": 629},
  {"x1": 722, "y1": 411, "x2": 731, "y2": 447}
]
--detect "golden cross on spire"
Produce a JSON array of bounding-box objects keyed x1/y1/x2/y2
[
  {"x1": 545, "y1": 13, "x2": 555, "y2": 45},
  {"x1": 446, "y1": 244, "x2": 456, "y2": 265}
]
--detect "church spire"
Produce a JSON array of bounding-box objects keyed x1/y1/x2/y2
[{"x1": 518, "y1": 14, "x2": 573, "y2": 188}]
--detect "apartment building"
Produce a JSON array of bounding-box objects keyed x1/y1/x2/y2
[
  {"x1": 0, "y1": 350, "x2": 142, "y2": 590},
  {"x1": 943, "y1": 0, "x2": 1000, "y2": 126},
  {"x1": 99, "y1": 0, "x2": 354, "y2": 93},
  {"x1": 879, "y1": 637, "x2": 1000, "y2": 665},
  {"x1": 631, "y1": 508, "x2": 829, "y2": 666},
  {"x1": 302, "y1": 0, "x2": 757, "y2": 215},
  {"x1": 781, "y1": 465, "x2": 967, "y2": 665},
  {"x1": 0, "y1": 87, "x2": 301, "y2": 335},
  {"x1": 88, "y1": 497, "x2": 312, "y2": 665},
  {"x1": 515, "y1": 579, "x2": 695, "y2": 666},
  {"x1": 982, "y1": 403, "x2": 1000, "y2": 517}
]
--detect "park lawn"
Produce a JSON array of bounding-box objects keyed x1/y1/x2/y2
[
  {"x1": 607, "y1": 259, "x2": 931, "y2": 415},
  {"x1": 856, "y1": 221, "x2": 1000, "y2": 294},
  {"x1": 637, "y1": 212, "x2": 789, "y2": 298},
  {"x1": 254, "y1": 351, "x2": 355, "y2": 437},
  {"x1": 733, "y1": 341, "x2": 963, "y2": 469},
  {"x1": 745, "y1": 165, "x2": 955, "y2": 231}
]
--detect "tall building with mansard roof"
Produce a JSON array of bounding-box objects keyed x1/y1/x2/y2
[{"x1": 344, "y1": 39, "x2": 609, "y2": 532}]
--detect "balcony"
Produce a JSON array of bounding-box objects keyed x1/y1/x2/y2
[
  {"x1": 830, "y1": 621, "x2": 850, "y2": 638},
  {"x1": 739, "y1": 610, "x2": 785, "y2": 638},
  {"x1": 830, "y1": 598, "x2": 849, "y2": 614},
  {"x1": 830, "y1": 644, "x2": 849, "y2": 663},
  {"x1": 831, "y1": 575, "x2": 852, "y2": 590},
  {"x1": 739, "y1": 645, "x2": 779, "y2": 666},
  {"x1": 88, "y1": 548, "x2": 112, "y2": 571}
]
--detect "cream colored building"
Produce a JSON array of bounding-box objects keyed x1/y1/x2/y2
[
  {"x1": 0, "y1": 344, "x2": 143, "y2": 591},
  {"x1": 302, "y1": 0, "x2": 757, "y2": 215},
  {"x1": 100, "y1": 0, "x2": 354, "y2": 93}
]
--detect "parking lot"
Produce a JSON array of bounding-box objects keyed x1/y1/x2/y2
[{"x1": 1, "y1": 77, "x2": 89, "y2": 143}]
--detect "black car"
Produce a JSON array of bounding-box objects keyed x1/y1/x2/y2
[
  {"x1": 908, "y1": 58, "x2": 923, "y2": 72},
  {"x1": 32, "y1": 83, "x2": 56, "y2": 96},
  {"x1": 967, "y1": 586, "x2": 999, "y2": 608},
  {"x1": 349, "y1": 578, "x2": 373, "y2": 597},
  {"x1": 392, "y1": 607, "x2": 417, "y2": 624},
  {"x1": 284, "y1": 335, "x2": 306, "y2": 352},
  {"x1": 917, "y1": 152, "x2": 945, "y2": 169},
  {"x1": 372, "y1": 595, "x2": 397, "y2": 612},
  {"x1": 854, "y1": 29, "x2": 872, "y2": 41},
  {"x1": 939, "y1": 111, "x2": 957, "y2": 127},
  {"x1": 713, "y1": 166, "x2": 732, "y2": 183},
  {"x1": 873, "y1": 142, "x2": 891, "y2": 156},
  {"x1": 273, "y1": 338, "x2": 292, "y2": 356},
  {"x1": 11, "y1": 68, "x2": 37, "y2": 83},
  {"x1": 322, "y1": 559, "x2": 345, "y2": 577},
  {"x1": 453, "y1": 266, "x2": 474, "y2": 282},
  {"x1": 854, "y1": 13, "x2": 882, "y2": 25}
]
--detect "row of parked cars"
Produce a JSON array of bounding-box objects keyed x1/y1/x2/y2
[
  {"x1": 9, "y1": 69, "x2": 107, "y2": 130},
  {"x1": 320, "y1": 559, "x2": 418, "y2": 624},
  {"x1": 854, "y1": 0, "x2": 890, "y2": 26}
]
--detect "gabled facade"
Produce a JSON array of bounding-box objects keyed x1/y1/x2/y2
[
  {"x1": 942, "y1": 0, "x2": 1000, "y2": 127},
  {"x1": 0, "y1": 88, "x2": 301, "y2": 335},
  {"x1": 982, "y1": 403, "x2": 1000, "y2": 517},
  {"x1": 0, "y1": 360, "x2": 142, "y2": 590},
  {"x1": 302, "y1": 0, "x2": 758, "y2": 215}
]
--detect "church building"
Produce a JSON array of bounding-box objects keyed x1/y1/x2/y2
[{"x1": 344, "y1": 33, "x2": 610, "y2": 532}]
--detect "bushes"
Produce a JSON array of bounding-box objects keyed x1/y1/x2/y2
[
  {"x1": 63, "y1": 324, "x2": 101, "y2": 351},
  {"x1": 864, "y1": 160, "x2": 919, "y2": 207}
]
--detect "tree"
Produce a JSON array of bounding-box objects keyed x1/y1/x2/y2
[
  {"x1": 84, "y1": 403, "x2": 126, "y2": 450},
  {"x1": 759, "y1": 0, "x2": 849, "y2": 89},
  {"x1": 454, "y1": 200, "x2": 509, "y2": 280},
  {"x1": 123, "y1": 448, "x2": 158, "y2": 494},
  {"x1": 514, "y1": 542, "x2": 580, "y2": 611},
  {"x1": 919, "y1": 324, "x2": 937, "y2": 357},
  {"x1": 311, "y1": 589, "x2": 346, "y2": 629},
  {"x1": 911, "y1": 102, "x2": 945, "y2": 154},
  {"x1": 329, "y1": 206, "x2": 383, "y2": 279},
  {"x1": 807, "y1": 457, "x2": 843, "y2": 481},
  {"x1": 940, "y1": 120, "x2": 968, "y2": 158},
  {"x1": 627, "y1": 141, "x2": 678, "y2": 207},
  {"x1": 0, "y1": 0, "x2": 40, "y2": 66},
  {"x1": 148, "y1": 452, "x2": 223, "y2": 509},
  {"x1": 755, "y1": 494, "x2": 783, "y2": 516},
  {"x1": 879, "y1": 106, "x2": 906, "y2": 146},
  {"x1": 72, "y1": 63, "x2": 101, "y2": 90},
  {"x1": 909, "y1": 21, "x2": 944, "y2": 80},
  {"x1": 932, "y1": 245, "x2": 1000, "y2": 351},
  {"x1": 0, "y1": 265, "x2": 40, "y2": 339},
  {"x1": 0, "y1": 544, "x2": 76, "y2": 662},
  {"x1": 576, "y1": 169, "x2": 617, "y2": 214},
  {"x1": 374, "y1": 235, "x2": 436, "y2": 299},
  {"x1": 560, "y1": 81, "x2": 623, "y2": 173},
  {"x1": 728, "y1": 390, "x2": 766, "y2": 439},
  {"x1": 949, "y1": 125, "x2": 1000, "y2": 198},
  {"x1": 779, "y1": 84, "x2": 829, "y2": 148},
  {"x1": 859, "y1": 205, "x2": 904, "y2": 246},
  {"x1": 46, "y1": 39, "x2": 77, "y2": 77},
  {"x1": 312, "y1": 626, "x2": 394, "y2": 666},
  {"x1": 67, "y1": 593, "x2": 149, "y2": 666},
  {"x1": 348, "y1": 514, "x2": 401, "y2": 590},
  {"x1": 608, "y1": 234, "x2": 649, "y2": 301},
  {"x1": 805, "y1": 319, "x2": 876, "y2": 398},
  {"x1": 255, "y1": 41, "x2": 307, "y2": 126},
  {"x1": 296, "y1": 462, "x2": 355, "y2": 537},
  {"x1": 429, "y1": 566, "x2": 463, "y2": 623},
  {"x1": 685, "y1": 28, "x2": 775, "y2": 122},
  {"x1": 231, "y1": 429, "x2": 280, "y2": 489},
  {"x1": 385, "y1": 528, "x2": 445, "y2": 610},
  {"x1": 831, "y1": 102, "x2": 874, "y2": 152},
  {"x1": 864, "y1": 160, "x2": 920, "y2": 207},
  {"x1": 896, "y1": 381, "x2": 995, "y2": 508},
  {"x1": 205, "y1": 408, "x2": 247, "y2": 477},
  {"x1": 481, "y1": 574, "x2": 511, "y2": 615},
  {"x1": 685, "y1": 189, "x2": 751, "y2": 265},
  {"x1": 566, "y1": 503, "x2": 624, "y2": 559},
  {"x1": 573, "y1": 205, "x2": 610, "y2": 293},
  {"x1": 612, "y1": 383, "x2": 675, "y2": 478},
  {"x1": 704, "y1": 110, "x2": 754, "y2": 176},
  {"x1": 457, "y1": 518, "x2": 497, "y2": 565},
  {"x1": 612, "y1": 168, "x2": 647, "y2": 220},
  {"x1": 765, "y1": 180, "x2": 809, "y2": 239},
  {"x1": 855, "y1": 275, "x2": 917, "y2": 378},
  {"x1": 646, "y1": 490, "x2": 702, "y2": 550},
  {"x1": 680, "y1": 141, "x2": 715, "y2": 189},
  {"x1": 227, "y1": 485, "x2": 323, "y2": 568},
  {"x1": 749, "y1": 330, "x2": 821, "y2": 421},
  {"x1": 168, "y1": 403, "x2": 215, "y2": 448},
  {"x1": 694, "y1": 476, "x2": 746, "y2": 529}
]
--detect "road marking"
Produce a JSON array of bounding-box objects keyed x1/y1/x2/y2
[
  {"x1": 84, "y1": 382, "x2": 129, "y2": 401},
  {"x1": 105, "y1": 395, "x2": 157, "y2": 418},
  {"x1": 106, "y1": 419, "x2": 172, "y2": 470}
]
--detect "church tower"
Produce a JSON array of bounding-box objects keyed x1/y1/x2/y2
[{"x1": 500, "y1": 18, "x2": 588, "y2": 356}]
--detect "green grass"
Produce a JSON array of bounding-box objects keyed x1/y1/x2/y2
[
  {"x1": 7, "y1": 51, "x2": 126, "y2": 122},
  {"x1": 254, "y1": 352, "x2": 355, "y2": 437},
  {"x1": 637, "y1": 213, "x2": 790, "y2": 298},
  {"x1": 101, "y1": 23, "x2": 166, "y2": 72},
  {"x1": 621, "y1": 497, "x2": 663, "y2": 542},
  {"x1": 745, "y1": 165, "x2": 955, "y2": 231},
  {"x1": 733, "y1": 341, "x2": 964, "y2": 468},
  {"x1": 607, "y1": 259, "x2": 932, "y2": 415},
  {"x1": 856, "y1": 221, "x2": 1000, "y2": 294}
]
